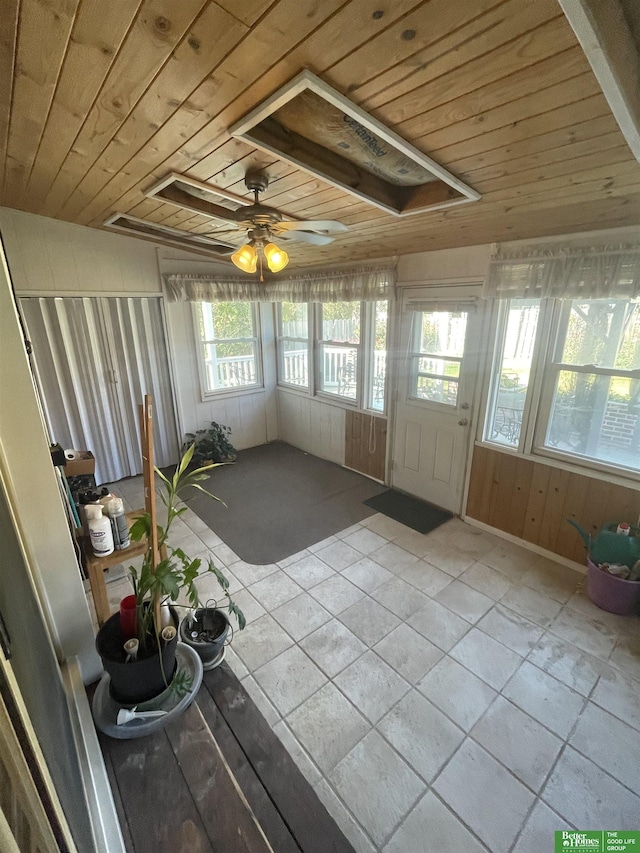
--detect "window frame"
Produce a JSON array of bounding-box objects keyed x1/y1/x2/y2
[
  {"x1": 364, "y1": 300, "x2": 389, "y2": 414},
  {"x1": 274, "y1": 300, "x2": 389, "y2": 414},
  {"x1": 275, "y1": 302, "x2": 312, "y2": 391},
  {"x1": 480, "y1": 295, "x2": 640, "y2": 482},
  {"x1": 192, "y1": 301, "x2": 263, "y2": 400},
  {"x1": 406, "y1": 309, "x2": 467, "y2": 412},
  {"x1": 315, "y1": 300, "x2": 363, "y2": 406}
]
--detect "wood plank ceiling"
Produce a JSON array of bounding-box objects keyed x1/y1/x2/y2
[{"x1": 1, "y1": 0, "x2": 639, "y2": 269}]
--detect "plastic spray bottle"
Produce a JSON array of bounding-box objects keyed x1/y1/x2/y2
[{"x1": 85, "y1": 504, "x2": 114, "y2": 557}]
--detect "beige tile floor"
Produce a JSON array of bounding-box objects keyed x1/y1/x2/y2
[{"x1": 90, "y1": 476, "x2": 640, "y2": 853}]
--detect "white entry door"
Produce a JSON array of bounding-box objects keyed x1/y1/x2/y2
[{"x1": 391, "y1": 288, "x2": 481, "y2": 514}]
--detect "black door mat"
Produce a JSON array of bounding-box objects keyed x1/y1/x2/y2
[{"x1": 363, "y1": 489, "x2": 453, "y2": 535}]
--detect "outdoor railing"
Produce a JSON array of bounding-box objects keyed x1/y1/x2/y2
[{"x1": 204, "y1": 349, "x2": 387, "y2": 395}]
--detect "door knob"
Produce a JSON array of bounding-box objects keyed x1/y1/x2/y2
[
  {"x1": 458, "y1": 418, "x2": 469, "y2": 426},
  {"x1": 461, "y1": 403, "x2": 470, "y2": 410}
]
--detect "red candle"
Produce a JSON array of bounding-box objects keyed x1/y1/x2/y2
[{"x1": 119, "y1": 595, "x2": 137, "y2": 640}]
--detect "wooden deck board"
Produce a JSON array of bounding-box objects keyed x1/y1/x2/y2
[{"x1": 93, "y1": 661, "x2": 354, "y2": 853}]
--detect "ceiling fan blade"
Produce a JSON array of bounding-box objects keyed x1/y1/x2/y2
[
  {"x1": 276, "y1": 229, "x2": 335, "y2": 246},
  {"x1": 276, "y1": 219, "x2": 348, "y2": 234}
]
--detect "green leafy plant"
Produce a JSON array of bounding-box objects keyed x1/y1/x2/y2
[
  {"x1": 182, "y1": 421, "x2": 238, "y2": 467},
  {"x1": 128, "y1": 442, "x2": 245, "y2": 659}
]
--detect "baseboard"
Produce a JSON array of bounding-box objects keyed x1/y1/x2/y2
[{"x1": 462, "y1": 515, "x2": 587, "y2": 575}]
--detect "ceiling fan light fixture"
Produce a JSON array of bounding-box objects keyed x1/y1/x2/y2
[
  {"x1": 263, "y1": 241, "x2": 289, "y2": 273},
  {"x1": 231, "y1": 243, "x2": 258, "y2": 273}
]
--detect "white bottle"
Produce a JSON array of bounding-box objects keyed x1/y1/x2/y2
[
  {"x1": 86, "y1": 504, "x2": 114, "y2": 557},
  {"x1": 107, "y1": 497, "x2": 130, "y2": 550}
]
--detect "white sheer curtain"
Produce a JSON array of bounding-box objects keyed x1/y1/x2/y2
[
  {"x1": 163, "y1": 265, "x2": 395, "y2": 303},
  {"x1": 483, "y1": 243, "x2": 640, "y2": 299},
  {"x1": 20, "y1": 297, "x2": 179, "y2": 484}
]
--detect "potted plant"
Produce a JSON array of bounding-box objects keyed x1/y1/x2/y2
[
  {"x1": 183, "y1": 421, "x2": 238, "y2": 467},
  {"x1": 568, "y1": 519, "x2": 640, "y2": 615},
  {"x1": 95, "y1": 442, "x2": 245, "y2": 705},
  {"x1": 179, "y1": 606, "x2": 233, "y2": 670}
]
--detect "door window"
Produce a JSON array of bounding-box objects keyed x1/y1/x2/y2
[{"x1": 410, "y1": 310, "x2": 468, "y2": 406}]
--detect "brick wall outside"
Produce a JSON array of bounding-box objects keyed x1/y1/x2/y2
[{"x1": 601, "y1": 401, "x2": 638, "y2": 448}]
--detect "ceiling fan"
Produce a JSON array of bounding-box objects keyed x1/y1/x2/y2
[{"x1": 177, "y1": 171, "x2": 349, "y2": 276}]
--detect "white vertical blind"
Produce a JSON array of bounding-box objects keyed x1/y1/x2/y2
[{"x1": 20, "y1": 297, "x2": 179, "y2": 484}]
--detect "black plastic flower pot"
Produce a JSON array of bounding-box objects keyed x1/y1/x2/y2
[
  {"x1": 179, "y1": 608, "x2": 230, "y2": 669},
  {"x1": 96, "y1": 606, "x2": 179, "y2": 705}
]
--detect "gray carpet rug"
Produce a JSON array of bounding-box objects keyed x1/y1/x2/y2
[{"x1": 184, "y1": 441, "x2": 386, "y2": 565}]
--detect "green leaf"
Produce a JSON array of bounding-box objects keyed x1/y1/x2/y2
[
  {"x1": 154, "y1": 467, "x2": 172, "y2": 488},
  {"x1": 188, "y1": 483, "x2": 226, "y2": 504},
  {"x1": 129, "y1": 515, "x2": 150, "y2": 541},
  {"x1": 209, "y1": 562, "x2": 230, "y2": 592},
  {"x1": 229, "y1": 601, "x2": 246, "y2": 631},
  {"x1": 178, "y1": 442, "x2": 195, "y2": 476}
]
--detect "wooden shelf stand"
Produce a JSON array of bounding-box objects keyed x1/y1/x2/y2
[{"x1": 81, "y1": 510, "x2": 146, "y2": 627}]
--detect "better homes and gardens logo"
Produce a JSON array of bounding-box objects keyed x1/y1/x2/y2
[{"x1": 555, "y1": 831, "x2": 640, "y2": 853}]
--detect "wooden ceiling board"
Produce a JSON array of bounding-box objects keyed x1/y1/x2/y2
[
  {"x1": 24, "y1": 0, "x2": 144, "y2": 205},
  {"x1": 37, "y1": 0, "x2": 210, "y2": 219},
  {"x1": 451, "y1": 115, "x2": 621, "y2": 176},
  {"x1": 4, "y1": 0, "x2": 81, "y2": 207},
  {"x1": 0, "y1": 0, "x2": 19, "y2": 198},
  {"x1": 360, "y1": 5, "x2": 569, "y2": 125},
  {"x1": 325, "y1": 0, "x2": 508, "y2": 97},
  {"x1": 2, "y1": 0, "x2": 639, "y2": 267},
  {"x1": 349, "y1": 0, "x2": 551, "y2": 108},
  {"x1": 56, "y1": 2, "x2": 249, "y2": 223}
]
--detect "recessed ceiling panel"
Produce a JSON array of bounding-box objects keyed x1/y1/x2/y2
[
  {"x1": 103, "y1": 214, "x2": 237, "y2": 257},
  {"x1": 228, "y1": 70, "x2": 480, "y2": 216}
]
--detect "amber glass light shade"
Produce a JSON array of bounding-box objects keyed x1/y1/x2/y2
[
  {"x1": 231, "y1": 244, "x2": 258, "y2": 273},
  {"x1": 263, "y1": 242, "x2": 289, "y2": 273}
]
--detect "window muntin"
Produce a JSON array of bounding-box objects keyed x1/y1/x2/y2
[
  {"x1": 196, "y1": 302, "x2": 261, "y2": 393},
  {"x1": 410, "y1": 310, "x2": 467, "y2": 406},
  {"x1": 485, "y1": 299, "x2": 540, "y2": 448},
  {"x1": 277, "y1": 302, "x2": 310, "y2": 389},
  {"x1": 538, "y1": 298, "x2": 640, "y2": 473},
  {"x1": 318, "y1": 301, "x2": 361, "y2": 401}
]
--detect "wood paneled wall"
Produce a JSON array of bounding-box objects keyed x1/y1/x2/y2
[
  {"x1": 345, "y1": 411, "x2": 387, "y2": 482},
  {"x1": 466, "y1": 445, "x2": 640, "y2": 564}
]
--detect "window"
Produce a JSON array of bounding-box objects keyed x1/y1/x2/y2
[
  {"x1": 275, "y1": 299, "x2": 389, "y2": 412},
  {"x1": 276, "y1": 302, "x2": 310, "y2": 389},
  {"x1": 485, "y1": 299, "x2": 540, "y2": 446},
  {"x1": 195, "y1": 302, "x2": 261, "y2": 394},
  {"x1": 318, "y1": 301, "x2": 361, "y2": 401},
  {"x1": 367, "y1": 300, "x2": 388, "y2": 412},
  {"x1": 539, "y1": 298, "x2": 640, "y2": 472},
  {"x1": 484, "y1": 296, "x2": 640, "y2": 476},
  {"x1": 410, "y1": 310, "x2": 467, "y2": 406}
]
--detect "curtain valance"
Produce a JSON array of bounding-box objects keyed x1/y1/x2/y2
[
  {"x1": 483, "y1": 243, "x2": 640, "y2": 300},
  {"x1": 163, "y1": 266, "x2": 395, "y2": 303}
]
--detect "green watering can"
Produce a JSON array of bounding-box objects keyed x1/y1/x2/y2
[{"x1": 567, "y1": 519, "x2": 640, "y2": 568}]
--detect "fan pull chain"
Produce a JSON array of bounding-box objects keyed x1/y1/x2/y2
[{"x1": 259, "y1": 253, "x2": 264, "y2": 283}]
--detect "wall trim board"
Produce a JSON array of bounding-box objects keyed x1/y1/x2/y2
[{"x1": 462, "y1": 514, "x2": 588, "y2": 574}]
